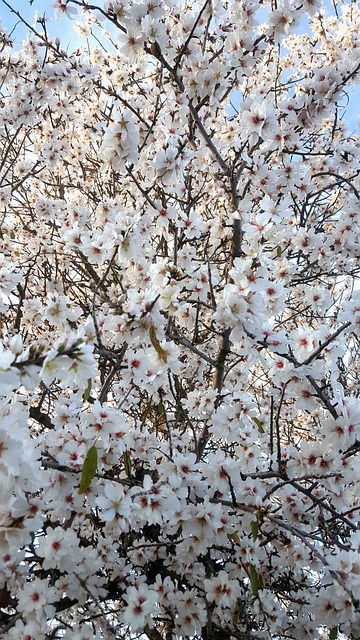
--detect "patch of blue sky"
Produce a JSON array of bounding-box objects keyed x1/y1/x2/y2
[
  {"x1": 0, "y1": 0, "x2": 78, "y2": 48},
  {"x1": 291, "y1": 1, "x2": 360, "y2": 132},
  {"x1": 227, "y1": 0, "x2": 359, "y2": 131},
  {"x1": 0, "y1": 0, "x2": 358, "y2": 130}
]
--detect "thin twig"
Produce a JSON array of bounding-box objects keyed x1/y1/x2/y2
[
  {"x1": 168, "y1": 333, "x2": 217, "y2": 367},
  {"x1": 174, "y1": 0, "x2": 211, "y2": 70},
  {"x1": 301, "y1": 321, "x2": 351, "y2": 366}
]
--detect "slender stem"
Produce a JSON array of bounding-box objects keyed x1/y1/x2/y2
[
  {"x1": 168, "y1": 333, "x2": 217, "y2": 367},
  {"x1": 301, "y1": 321, "x2": 351, "y2": 366}
]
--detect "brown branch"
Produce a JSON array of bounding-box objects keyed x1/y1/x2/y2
[
  {"x1": 301, "y1": 321, "x2": 351, "y2": 366},
  {"x1": 188, "y1": 101, "x2": 230, "y2": 174},
  {"x1": 29, "y1": 406, "x2": 54, "y2": 430},
  {"x1": 312, "y1": 171, "x2": 360, "y2": 200},
  {"x1": 68, "y1": 0, "x2": 127, "y2": 32},
  {"x1": 98, "y1": 342, "x2": 128, "y2": 404},
  {"x1": 306, "y1": 375, "x2": 338, "y2": 419},
  {"x1": 144, "y1": 624, "x2": 165, "y2": 640},
  {"x1": 168, "y1": 333, "x2": 217, "y2": 367},
  {"x1": 196, "y1": 217, "x2": 242, "y2": 461},
  {"x1": 174, "y1": 0, "x2": 211, "y2": 71},
  {"x1": 289, "y1": 479, "x2": 357, "y2": 532},
  {"x1": 0, "y1": 613, "x2": 22, "y2": 636}
]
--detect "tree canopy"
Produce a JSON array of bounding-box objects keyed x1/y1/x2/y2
[{"x1": 0, "y1": 0, "x2": 359, "y2": 638}]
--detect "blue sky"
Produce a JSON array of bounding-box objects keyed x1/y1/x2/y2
[
  {"x1": 0, "y1": 0, "x2": 358, "y2": 131},
  {"x1": 0, "y1": 0, "x2": 80, "y2": 49}
]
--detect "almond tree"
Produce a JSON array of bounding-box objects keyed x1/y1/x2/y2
[{"x1": 0, "y1": 0, "x2": 359, "y2": 639}]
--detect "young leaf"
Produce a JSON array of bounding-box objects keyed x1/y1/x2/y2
[
  {"x1": 122, "y1": 450, "x2": 132, "y2": 478},
  {"x1": 78, "y1": 445, "x2": 97, "y2": 494},
  {"x1": 251, "y1": 520, "x2": 259, "y2": 541},
  {"x1": 232, "y1": 598, "x2": 242, "y2": 626},
  {"x1": 248, "y1": 563, "x2": 260, "y2": 597},
  {"x1": 83, "y1": 378, "x2": 92, "y2": 402},
  {"x1": 157, "y1": 401, "x2": 164, "y2": 415},
  {"x1": 252, "y1": 416, "x2": 265, "y2": 433},
  {"x1": 149, "y1": 325, "x2": 168, "y2": 363},
  {"x1": 229, "y1": 531, "x2": 240, "y2": 544},
  {"x1": 329, "y1": 627, "x2": 338, "y2": 640}
]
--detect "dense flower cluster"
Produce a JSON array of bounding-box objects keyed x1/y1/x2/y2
[{"x1": 0, "y1": 0, "x2": 359, "y2": 638}]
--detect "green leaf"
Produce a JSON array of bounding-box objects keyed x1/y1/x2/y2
[
  {"x1": 229, "y1": 531, "x2": 240, "y2": 544},
  {"x1": 78, "y1": 445, "x2": 97, "y2": 494},
  {"x1": 248, "y1": 563, "x2": 260, "y2": 597},
  {"x1": 349, "y1": 590, "x2": 357, "y2": 605},
  {"x1": 84, "y1": 378, "x2": 92, "y2": 402},
  {"x1": 232, "y1": 598, "x2": 242, "y2": 626},
  {"x1": 149, "y1": 325, "x2": 168, "y2": 363},
  {"x1": 252, "y1": 416, "x2": 265, "y2": 433},
  {"x1": 329, "y1": 627, "x2": 338, "y2": 640},
  {"x1": 251, "y1": 520, "x2": 259, "y2": 541},
  {"x1": 83, "y1": 378, "x2": 92, "y2": 402},
  {"x1": 123, "y1": 450, "x2": 132, "y2": 478},
  {"x1": 276, "y1": 245, "x2": 282, "y2": 256}
]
